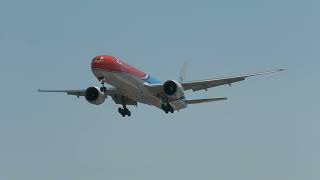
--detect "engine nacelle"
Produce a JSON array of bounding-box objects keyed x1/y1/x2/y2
[
  {"x1": 85, "y1": 87, "x2": 106, "y2": 105},
  {"x1": 163, "y1": 80, "x2": 185, "y2": 99}
]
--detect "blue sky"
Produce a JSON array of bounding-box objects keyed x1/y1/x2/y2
[{"x1": 0, "y1": 0, "x2": 319, "y2": 179}]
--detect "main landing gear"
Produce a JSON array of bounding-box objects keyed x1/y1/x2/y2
[
  {"x1": 162, "y1": 103, "x2": 174, "y2": 114},
  {"x1": 118, "y1": 96, "x2": 132, "y2": 117},
  {"x1": 118, "y1": 105, "x2": 131, "y2": 117}
]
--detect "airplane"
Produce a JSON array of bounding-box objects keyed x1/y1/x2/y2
[{"x1": 38, "y1": 55, "x2": 285, "y2": 117}]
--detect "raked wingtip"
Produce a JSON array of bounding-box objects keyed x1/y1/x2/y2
[{"x1": 277, "y1": 68, "x2": 287, "y2": 72}]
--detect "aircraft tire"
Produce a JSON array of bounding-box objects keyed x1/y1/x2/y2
[{"x1": 100, "y1": 87, "x2": 107, "y2": 92}]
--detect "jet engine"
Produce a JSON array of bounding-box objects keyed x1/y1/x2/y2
[
  {"x1": 163, "y1": 80, "x2": 185, "y2": 99},
  {"x1": 85, "y1": 87, "x2": 106, "y2": 105}
]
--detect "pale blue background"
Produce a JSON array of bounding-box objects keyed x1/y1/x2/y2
[{"x1": 0, "y1": 0, "x2": 319, "y2": 179}]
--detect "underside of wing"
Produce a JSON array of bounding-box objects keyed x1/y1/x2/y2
[
  {"x1": 38, "y1": 89, "x2": 87, "y2": 97},
  {"x1": 38, "y1": 87, "x2": 120, "y2": 97},
  {"x1": 182, "y1": 68, "x2": 285, "y2": 92},
  {"x1": 144, "y1": 68, "x2": 285, "y2": 95},
  {"x1": 38, "y1": 87, "x2": 138, "y2": 106},
  {"x1": 182, "y1": 77, "x2": 245, "y2": 91},
  {"x1": 185, "y1": 97, "x2": 227, "y2": 104}
]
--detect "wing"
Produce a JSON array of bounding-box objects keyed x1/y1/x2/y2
[
  {"x1": 182, "y1": 68, "x2": 285, "y2": 92},
  {"x1": 38, "y1": 88, "x2": 125, "y2": 97},
  {"x1": 38, "y1": 89, "x2": 87, "y2": 97},
  {"x1": 38, "y1": 88, "x2": 138, "y2": 106},
  {"x1": 145, "y1": 68, "x2": 285, "y2": 94},
  {"x1": 185, "y1": 97, "x2": 227, "y2": 104},
  {"x1": 38, "y1": 88, "x2": 119, "y2": 97}
]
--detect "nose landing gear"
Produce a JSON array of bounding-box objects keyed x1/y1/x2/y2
[{"x1": 99, "y1": 77, "x2": 107, "y2": 92}]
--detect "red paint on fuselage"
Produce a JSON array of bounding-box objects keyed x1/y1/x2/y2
[{"x1": 91, "y1": 55, "x2": 147, "y2": 78}]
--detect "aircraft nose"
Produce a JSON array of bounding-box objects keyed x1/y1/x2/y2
[
  {"x1": 91, "y1": 56, "x2": 105, "y2": 69},
  {"x1": 91, "y1": 55, "x2": 121, "y2": 72}
]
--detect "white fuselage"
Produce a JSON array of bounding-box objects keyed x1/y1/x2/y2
[{"x1": 92, "y1": 69, "x2": 187, "y2": 110}]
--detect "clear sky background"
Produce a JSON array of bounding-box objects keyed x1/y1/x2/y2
[{"x1": 0, "y1": 0, "x2": 319, "y2": 179}]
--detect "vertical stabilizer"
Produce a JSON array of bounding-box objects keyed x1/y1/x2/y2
[{"x1": 179, "y1": 62, "x2": 188, "y2": 83}]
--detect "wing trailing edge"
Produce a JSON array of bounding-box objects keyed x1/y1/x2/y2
[{"x1": 185, "y1": 97, "x2": 227, "y2": 104}]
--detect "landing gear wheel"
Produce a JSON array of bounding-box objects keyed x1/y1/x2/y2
[
  {"x1": 117, "y1": 96, "x2": 132, "y2": 117},
  {"x1": 162, "y1": 104, "x2": 167, "y2": 114},
  {"x1": 99, "y1": 77, "x2": 107, "y2": 92},
  {"x1": 124, "y1": 108, "x2": 131, "y2": 117},
  {"x1": 162, "y1": 104, "x2": 174, "y2": 114},
  {"x1": 118, "y1": 107, "x2": 131, "y2": 117},
  {"x1": 118, "y1": 108, "x2": 124, "y2": 117},
  {"x1": 100, "y1": 87, "x2": 107, "y2": 92}
]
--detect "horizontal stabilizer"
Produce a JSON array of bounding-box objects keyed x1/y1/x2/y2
[{"x1": 186, "y1": 97, "x2": 227, "y2": 104}]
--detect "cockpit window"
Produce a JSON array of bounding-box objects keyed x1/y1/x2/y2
[{"x1": 95, "y1": 57, "x2": 103, "y2": 62}]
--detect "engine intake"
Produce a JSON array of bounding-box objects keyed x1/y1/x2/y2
[
  {"x1": 85, "y1": 87, "x2": 106, "y2": 105},
  {"x1": 163, "y1": 80, "x2": 184, "y2": 99}
]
